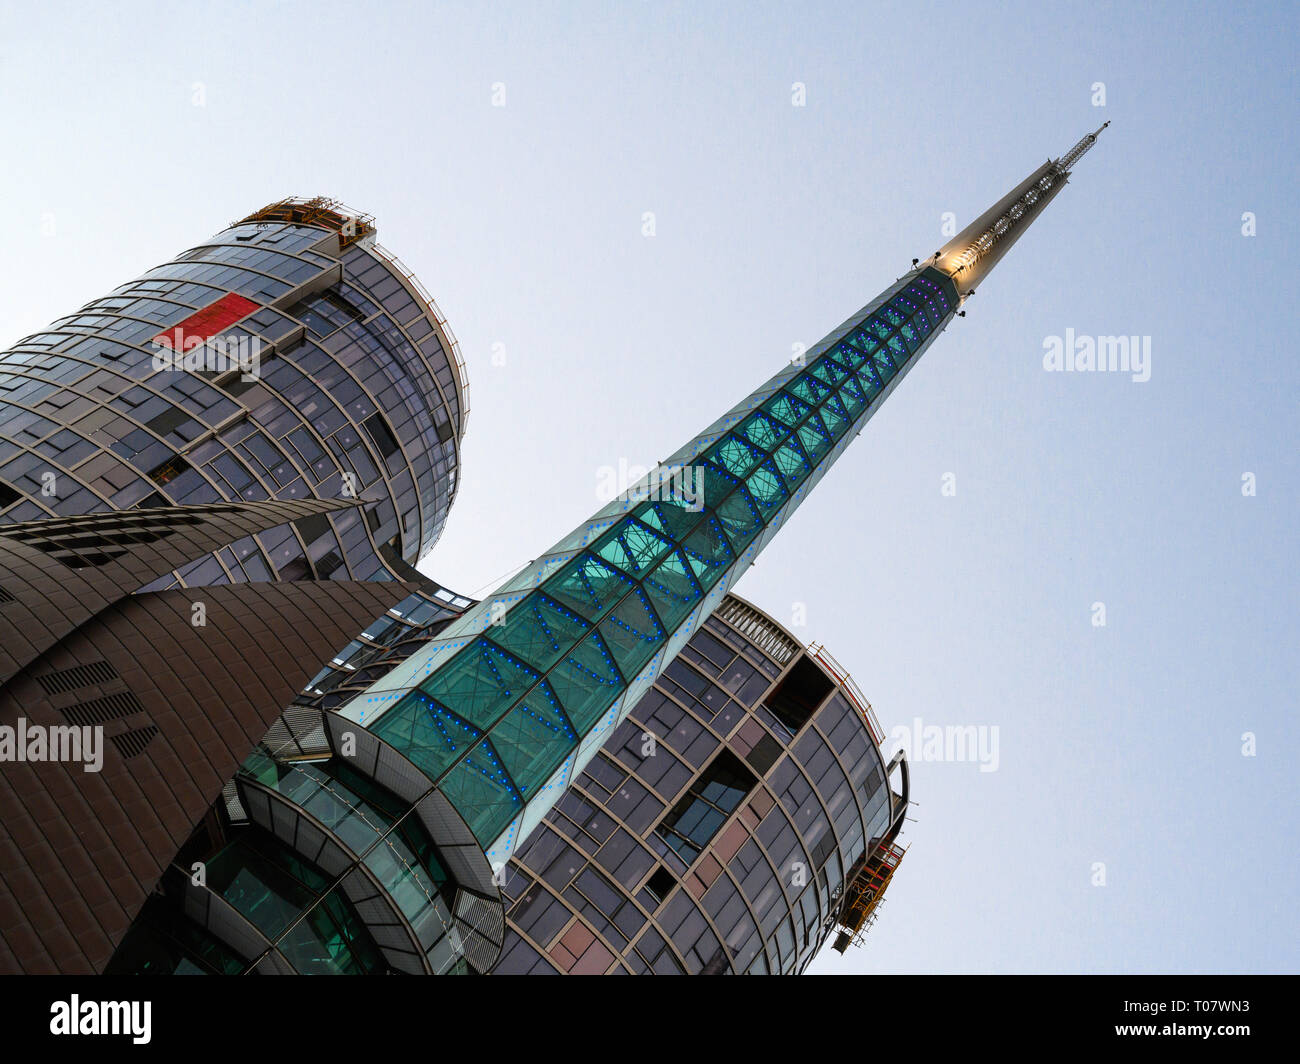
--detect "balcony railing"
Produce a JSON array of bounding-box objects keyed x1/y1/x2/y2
[
  {"x1": 807, "y1": 641, "x2": 884, "y2": 745},
  {"x1": 372, "y1": 241, "x2": 471, "y2": 438}
]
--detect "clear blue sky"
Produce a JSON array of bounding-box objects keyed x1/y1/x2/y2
[{"x1": 1, "y1": 0, "x2": 1294, "y2": 973}]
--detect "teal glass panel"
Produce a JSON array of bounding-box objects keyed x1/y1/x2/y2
[
  {"x1": 642, "y1": 548, "x2": 705, "y2": 629},
  {"x1": 745, "y1": 458, "x2": 789, "y2": 517},
  {"x1": 680, "y1": 514, "x2": 736, "y2": 590},
  {"x1": 821, "y1": 391, "x2": 850, "y2": 425},
  {"x1": 834, "y1": 341, "x2": 867, "y2": 370},
  {"x1": 488, "y1": 592, "x2": 590, "y2": 673},
  {"x1": 763, "y1": 390, "x2": 811, "y2": 427},
  {"x1": 882, "y1": 305, "x2": 905, "y2": 327},
  {"x1": 280, "y1": 888, "x2": 384, "y2": 975},
  {"x1": 887, "y1": 335, "x2": 906, "y2": 361},
  {"x1": 594, "y1": 517, "x2": 674, "y2": 576},
  {"x1": 818, "y1": 400, "x2": 847, "y2": 438},
  {"x1": 697, "y1": 462, "x2": 742, "y2": 512},
  {"x1": 857, "y1": 366, "x2": 884, "y2": 400},
  {"x1": 635, "y1": 498, "x2": 705, "y2": 542},
  {"x1": 899, "y1": 320, "x2": 920, "y2": 352},
  {"x1": 869, "y1": 320, "x2": 892, "y2": 341},
  {"x1": 739, "y1": 411, "x2": 789, "y2": 452},
  {"x1": 838, "y1": 378, "x2": 868, "y2": 417},
  {"x1": 848, "y1": 330, "x2": 881, "y2": 356},
  {"x1": 543, "y1": 552, "x2": 634, "y2": 621},
  {"x1": 296, "y1": 777, "x2": 387, "y2": 855},
  {"x1": 437, "y1": 736, "x2": 523, "y2": 846},
  {"x1": 706, "y1": 433, "x2": 766, "y2": 478},
  {"x1": 325, "y1": 760, "x2": 408, "y2": 819},
  {"x1": 596, "y1": 586, "x2": 666, "y2": 679},
  {"x1": 373, "y1": 693, "x2": 482, "y2": 781},
  {"x1": 713, "y1": 484, "x2": 763, "y2": 552},
  {"x1": 206, "y1": 831, "x2": 320, "y2": 939},
  {"x1": 771, "y1": 437, "x2": 812, "y2": 491},
  {"x1": 796, "y1": 413, "x2": 833, "y2": 462},
  {"x1": 489, "y1": 680, "x2": 578, "y2": 798},
  {"x1": 363, "y1": 835, "x2": 443, "y2": 927},
  {"x1": 417, "y1": 638, "x2": 540, "y2": 731},
  {"x1": 789, "y1": 374, "x2": 830, "y2": 405},
  {"x1": 545, "y1": 631, "x2": 625, "y2": 732},
  {"x1": 812, "y1": 359, "x2": 848, "y2": 385}
]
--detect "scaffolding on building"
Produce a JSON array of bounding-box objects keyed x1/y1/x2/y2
[
  {"x1": 235, "y1": 195, "x2": 376, "y2": 247},
  {"x1": 831, "y1": 841, "x2": 906, "y2": 953}
]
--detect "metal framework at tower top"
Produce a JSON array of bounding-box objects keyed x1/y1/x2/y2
[
  {"x1": 234, "y1": 195, "x2": 376, "y2": 247},
  {"x1": 1055, "y1": 120, "x2": 1111, "y2": 173}
]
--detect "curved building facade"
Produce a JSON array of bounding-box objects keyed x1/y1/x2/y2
[
  {"x1": 107, "y1": 720, "x2": 506, "y2": 976},
  {"x1": 491, "y1": 594, "x2": 908, "y2": 975},
  {"x1": 0, "y1": 199, "x2": 482, "y2": 973},
  {"x1": 0, "y1": 197, "x2": 468, "y2": 588}
]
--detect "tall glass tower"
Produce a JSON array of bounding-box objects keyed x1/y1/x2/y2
[{"x1": 342, "y1": 124, "x2": 1109, "y2": 871}]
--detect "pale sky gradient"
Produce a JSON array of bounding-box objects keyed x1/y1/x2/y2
[{"x1": 0, "y1": 0, "x2": 1295, "y2": 973}]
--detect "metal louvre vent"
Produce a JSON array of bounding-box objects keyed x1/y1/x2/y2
[
  {"x1": 221, "y1": 780, "x2": 248, "y2": 825},
  {"x1": 109, "y1": 724, "x2": 159, "y2": 759},
  {"x1": 453, "y1": 920, "x2": 500, "y2": 974},
  {"x1": 58, "y1": 691, "x2": 144, "y2": 727},
  {"x1": 260, "y1": 705, "x2": 331, "y2": 759},
  {"x1": 454, "y1": 890, "x2": 505, "y2": 971},
  {"x1": 713, "y1": 596, "x2": 799, "y2": 664},
  {"x1": 36, "y1": 660, "x2": 119, "y2": 695},
  {"x1": 455, "y1": 890, "x2": 505, "y2": 947}
]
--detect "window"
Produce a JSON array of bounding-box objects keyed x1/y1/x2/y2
[
  {"x1": 144, "y1": 405, "x2": 198, "y2": 439},
  {"x1": 364, "y1": 412, "x2": 400, "y2": 459},
  {"x1": 147, "y1": 454, "x2": 191, "y2": 487},
  {"x1": 644, "y1": 866, "x2": 676, "y2": 908},
  {"x1": 655, "y1": 750, "x2": 756, "y2": 864},
  {"x1": 764, "y1": 654, "x2": 834, "y2": 734}
]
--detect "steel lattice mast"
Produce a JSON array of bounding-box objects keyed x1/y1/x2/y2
[{"x1": 340, "y1": 125, "x2": 1109, "y2": 867}]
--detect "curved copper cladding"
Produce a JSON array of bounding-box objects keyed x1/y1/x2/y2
[
  {"x1": 0, "y1": 502, "x2": 420, "y2": 973},
  {"x1": 0, "y1": 499, "x2": 365, "y2": 688}
]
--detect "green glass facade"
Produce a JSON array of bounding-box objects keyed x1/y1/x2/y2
[
  {"x1": 343, "y1": 267, "x2": 959, "y2": 864},
  {"x1": 205, "y1": 828, "x2": 386, "y2": 974}
]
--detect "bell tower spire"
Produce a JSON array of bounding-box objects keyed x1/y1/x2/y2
[{"x1": 932, "y1": 122, "x2": 1110, "y2": 292}]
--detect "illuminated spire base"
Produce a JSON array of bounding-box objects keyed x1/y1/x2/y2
[{"x1": 932, "y1": 122, "x2": 1109, "y2": 294}]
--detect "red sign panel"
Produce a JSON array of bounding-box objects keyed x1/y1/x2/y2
[{"x1": 152, "y1": 292, "x2": 260, "y2": 351}]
